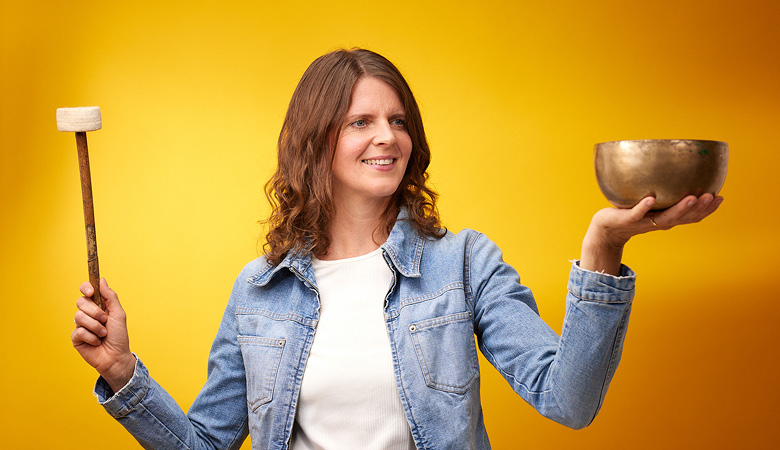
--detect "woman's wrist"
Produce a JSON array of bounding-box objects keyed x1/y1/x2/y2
[
  {"x1": 103, "y1": 353, "x2": 137, "y2": 394},
  {"x1": 580, "y1": 225, "x2": 625, "y2": 276}
]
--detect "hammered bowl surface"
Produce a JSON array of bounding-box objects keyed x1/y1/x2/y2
[{"x1": 594, "y1": 139, "x2": 728, "y2": 210}]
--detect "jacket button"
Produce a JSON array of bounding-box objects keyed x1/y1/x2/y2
[{"x1": 409, "y1": 325, "x2": 416, "y2": 332}]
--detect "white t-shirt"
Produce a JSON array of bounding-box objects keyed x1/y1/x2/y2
[{"x1": 291, "y1": 248, "x2": 415, "y2": 450}]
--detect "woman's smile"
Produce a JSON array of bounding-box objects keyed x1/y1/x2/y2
[{"x1": 362, "y1": 158, "x2": 395, "y2": 166}]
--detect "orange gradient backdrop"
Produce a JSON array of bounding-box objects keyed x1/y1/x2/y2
[{"x1": 1, "y1": 1, "x2": 778, "y2": 448}]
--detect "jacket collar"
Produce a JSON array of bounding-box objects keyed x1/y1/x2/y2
[
  {"x1": 247, "y1": 208, "x2": 424, "y2": 287},
  {"x1": 380, "y1": 208, "x2": 424, "y2": 278}
]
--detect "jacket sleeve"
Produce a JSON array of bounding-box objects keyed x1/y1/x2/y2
[
  {"x1": 94, "y1": 277, "x2": 249, "y2": 449},
  {"x1": 468, "y1": 232, "x2": 635, "y2": 429}
]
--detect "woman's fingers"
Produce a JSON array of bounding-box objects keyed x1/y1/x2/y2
[
  {"x1": 71, "y1": 325, "x2": 102, "y2": 347},
  {"x1": 73, "y1": 278, "x2": 116, "y2": 348},
  {"x1": 589, "y1": 193, "x2": 724, "y2": 251},
  {"x1": 79, "y1": 280, "x2": 94, "y2": 297},
  {"x1": 652, "y1": 194, "x2": 723, "y2": 228},
  {"x1": 74, "y1": 306, "x2": 107, "y2": 337},
  {"x1": 76, "y1": 278, "x2": 125, "y2": 323},
  {"x1": 648, "y1": 195, "x2": 695, "y2": 228},
  {"x1": 630, "y1": 197, "x2": 656, "y2": 223},
  {"x1": 73, "y1": 295, "x2": 108, "y2": 349},
  {"x1": 688, "y1": 195, "x2": 723, "y2": 222},
  {"x1": 76, "y1": 295, "x2": 107, "y2": 322}
]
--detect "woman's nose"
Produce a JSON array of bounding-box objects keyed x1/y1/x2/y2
[{"x1": 372, "y1": 121, "x2": 397, "y2": 146}]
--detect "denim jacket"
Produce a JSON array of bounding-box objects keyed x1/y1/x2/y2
[{"x1": 96, "y1": 213, "x2": 636, "y2": 449}]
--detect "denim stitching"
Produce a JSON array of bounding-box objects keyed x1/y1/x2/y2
[
  {"x1": 463, "y1": 232, "x2": 479, "y2": 311},
  {"x1": 409, "y1": 326, "x2": 433, "y2": 388},
  {"x1": 568, "y1": 289, "x2": 632, "y2": 304},
  {"x1": 235, "y1": 307, "x2": 315, "y2": 327},
  {"x1": 413, "y1": 235, "x2": 424, "y2": 275},
  {"x1": 136, "y1": 402, "x2": 190, "y2": 449},
  {"x1": 237, "y1": 336, "x2": 285, "y2": 410},
  {"x1": 425, "y1": 370, "x2": 478, "y2": 393},
  {"x1": 412, "y1": 311, "x2": 472, "y2": 330},
  {"x1": 385, "y1": 319, "x2": 422, "y2": 448},
  {"x1": 282, "y1": 322, "x2": 317, "y2": 445},
  {"x1": 226, "y1": 417, "x2": 249, "y2": 450},
  {"x1": 400, "y1": 282, "x2": 465, "y2": 308},
  {"x1": 587, "y1": 306, "x2": 631, "y2": 425},
  {"x1": 409, "y1": 311, "x2": 477, "y2": 393}
]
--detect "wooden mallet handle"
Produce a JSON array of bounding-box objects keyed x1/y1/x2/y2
[{"x1": 57, "y1": 107, "x2": 104, "y2": 310}]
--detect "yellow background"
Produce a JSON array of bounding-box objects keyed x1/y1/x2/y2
[{"x1": 1, "y1": 0, "x2": 778, "y2": 448}]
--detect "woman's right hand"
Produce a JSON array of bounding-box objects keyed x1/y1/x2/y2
[{"x1": 71, "y1": 278, "x2": 136, "y2": 393}]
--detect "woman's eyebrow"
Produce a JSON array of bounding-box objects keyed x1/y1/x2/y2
[
  {"x1": 344, "y1": 113, "x2": 370, "y2": 122},
  {"x1": 343, "y1": 110, "x2": 406, "y2": 124}
]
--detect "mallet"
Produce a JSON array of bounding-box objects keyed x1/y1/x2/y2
[{"x1": 57, "y1": 106, "x2": 104, "y2": 310}]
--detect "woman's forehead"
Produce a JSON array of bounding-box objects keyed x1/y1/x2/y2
[{"x1": 346, "y1": 76, "x2": 404, "y2": 113}]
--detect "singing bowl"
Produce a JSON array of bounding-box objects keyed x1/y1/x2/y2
[{"x1": 594, "y1": 139, "x2": 728, "y2": 210}]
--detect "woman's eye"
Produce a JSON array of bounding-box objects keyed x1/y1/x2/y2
[
  {"x1": 391, "y1": 118, "x2": 407, "y2": 128},
  {"x1": 353, "y1": 119, "x2": 367, "y2": 127}
]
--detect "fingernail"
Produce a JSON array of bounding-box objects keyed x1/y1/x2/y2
[
  {"x1": 687, "y1": 199, "x2": 696, "y2": 207},
  {"x1": 99, "y1": 327, "x2": 107, "y2": 337},
  {"x1": 100, "y1": 314, "x2": 107, "y2": 323},
  {"x1": 702, "y1": 196, "x2": 712, "y2": 206}
]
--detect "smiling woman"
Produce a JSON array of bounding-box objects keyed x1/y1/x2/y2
[{"x1": 70, "y1": 48, "x2": 722, "y2": 450}]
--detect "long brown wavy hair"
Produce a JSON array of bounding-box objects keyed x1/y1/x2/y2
[{"x1": 262, "y1": 48, "x2": 444, "y2": 265}]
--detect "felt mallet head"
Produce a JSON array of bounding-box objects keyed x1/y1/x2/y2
[{"x1": 57, "y1": 106, "x2": 102, "y2": 132}]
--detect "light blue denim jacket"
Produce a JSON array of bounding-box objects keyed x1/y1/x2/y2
[{"x1": 96, "y1": 213, "x2": 636, "y2": 449}]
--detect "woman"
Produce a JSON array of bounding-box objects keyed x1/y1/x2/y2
[{"x1": 72, "y1": 48, "x2": 722, "y2": 449}]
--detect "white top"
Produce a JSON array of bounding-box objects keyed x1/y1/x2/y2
[{"x1": 291, "y1": 248, "x2": 415, "y2": 450}]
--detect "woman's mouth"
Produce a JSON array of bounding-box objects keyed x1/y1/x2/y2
[{"x1": 361, "y1": 158, "x2": 395, "y2": 166}]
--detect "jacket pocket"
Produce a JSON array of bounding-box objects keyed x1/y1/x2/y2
[
  {"x1": 409, "y1": 311, "x2": 478, "y2": 394},
  {"x1": 237, "y1": 335, "x2": 285, "y2": 411}
]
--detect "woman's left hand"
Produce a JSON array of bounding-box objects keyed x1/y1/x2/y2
[{"x1": 580, "y1": 193, "x2": 724, "y2": 275}]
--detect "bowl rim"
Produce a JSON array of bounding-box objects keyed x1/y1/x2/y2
[{"x1": 595, "y1": 139, "x2": 728, "y2": 147}]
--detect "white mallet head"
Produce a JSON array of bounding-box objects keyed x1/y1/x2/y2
[{"x1": 57, "y1": 106, "x2": 102, "y2": 132}]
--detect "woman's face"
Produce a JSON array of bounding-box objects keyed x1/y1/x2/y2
[{"x1": 331, "y1": 76, "x2": 412, "y2": 209}]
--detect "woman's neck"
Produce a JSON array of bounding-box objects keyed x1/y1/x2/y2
[{"x1": 321, "y1": 200, "x2": 394, "y2": 261}]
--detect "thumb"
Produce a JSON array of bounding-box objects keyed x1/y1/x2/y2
[
  {"x1": 99, "y1": 278, "x2": 125, "y2": 316},
  {"x1": 630, "y1": 197, "x2": 656, "y2": 222}
]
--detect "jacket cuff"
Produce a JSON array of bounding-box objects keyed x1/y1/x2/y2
[
  {"x1": 93, "y1": 353, "x2": 149, "y2": 418},
  {"x1": 568, "y1": 260, "x2": 636, "y2": 302}
]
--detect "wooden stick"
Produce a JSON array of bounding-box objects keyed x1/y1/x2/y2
[
  {"x1": 58, "y1": 106, "x2": 104, "y2": 309},
  {"x1": 76, "y1": 131, "x2": 103, "y2": 310}
]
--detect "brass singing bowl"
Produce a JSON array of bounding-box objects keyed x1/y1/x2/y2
[{"x1": 594, "y1": 139, "x2": 728, "y2": 210}]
